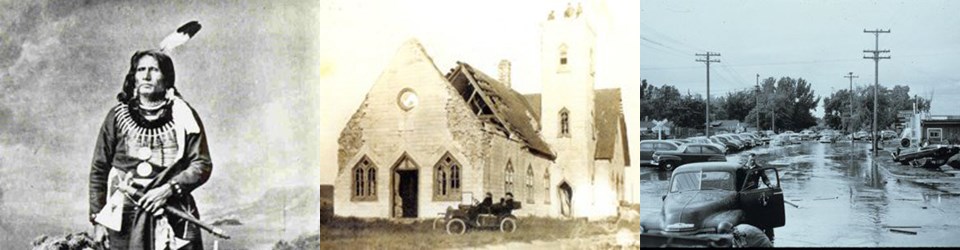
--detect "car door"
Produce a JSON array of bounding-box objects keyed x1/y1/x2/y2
[
  {"x1": 683, "y1": 145, "x2": 702, "y2": 164},
  {"x1": 640, "y1": 142, "x2": 654, "y2": 165},
  {"x1": 702, "y1": 145, "x2": 724, "y2": 161},
  {"x1": 738, "y1": 167, "x2": 785, "y2": 229},
  {"x1": 656, "y1": 142, "x2": 678, "y2": 160}
]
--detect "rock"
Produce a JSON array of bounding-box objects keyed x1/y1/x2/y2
[{"x1": 32, "y1": 232, "x2": 104, "y2": 250}]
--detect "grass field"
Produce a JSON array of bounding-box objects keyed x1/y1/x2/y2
[{"x1": 273, "y1": 215, "x2": 639, "y2": 250}]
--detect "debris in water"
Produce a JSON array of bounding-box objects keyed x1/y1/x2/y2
[{"x1": 889, "y1": 229, "x2": 918, "y2": 235}]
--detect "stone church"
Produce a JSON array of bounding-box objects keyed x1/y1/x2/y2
[{"x1": 335, "y1": 4, "x2": 629, "y2": 219}]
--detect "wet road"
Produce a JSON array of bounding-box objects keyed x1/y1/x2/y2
[{"x1": 640, "y1": 141, "x2": 960, "y2": 247}]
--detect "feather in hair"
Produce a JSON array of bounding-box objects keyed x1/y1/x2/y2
[{"x1": 159, "y1": 21, "x2": 202, "y2": 52}]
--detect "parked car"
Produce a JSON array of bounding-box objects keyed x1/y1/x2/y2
[
  {"x1": 687, "y1": 136, "x2": 728, "y2": 154},
  {"x1": 641, "y1": 162, "x2": 785, "y2": 242},
  {"x1": 788, "y1": 134, "x2": 802, "y2": 144},
  {"x1": 881, "y1": 130, "x2": 897, "y2": 140},
  {"x1": 640, "y1": 140, "x2": 680, "y2": 167},
  {"x1": 818, "y1": 136, "x2": 834, "y2": 143},
  {"x1": 718, "y1": 135, "x2": 748, "y2": 149},
  {"x1": 438, "y1": 193, "x2": 521, "y2": 234},
  {"x1": 710, "y1": 137, "x2": 739, "y2": 152},
  {"x1": 670, "y1": 139, "x2": 691, "y2": 147},
  {"x1": 727, "y1": 134, "x2": 754, "y2": 148},
  {"x1": 800, "y1": 130, "x2": 817, "y2": 140},
  {"x1": 770, "y1": 135, "x2": 787, "y2": 146},
  {"x1": 651, "y1": 143, "x2": 727, "y2": 171},
  {"x1": 739, "y1": 133, "x2": 763, "y2": 146},
  {"x1": 854, "y1": 131, "x2": 869, "y2": 140},
  {"x1": 710, "y1": 136, "x2": 742, "y2": 152}
]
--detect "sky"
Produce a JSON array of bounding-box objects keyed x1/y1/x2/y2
[
  {"x1": 640, "y1": 0, "x2": 960, "y2": 118},
  {"x1": 0, "y1": 0, "x2": 642, "y2": 236}
]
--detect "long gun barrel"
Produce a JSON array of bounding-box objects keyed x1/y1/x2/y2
[{"x1": 117, "y1": 184, "x2": 231, "y2": 239}]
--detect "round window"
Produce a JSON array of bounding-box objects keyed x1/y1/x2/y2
[{"x1": 397, "y1": 88, "x2": 418, "y2": 111}]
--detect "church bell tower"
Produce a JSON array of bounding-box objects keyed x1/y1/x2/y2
[{"x1": 540, "y1": 2, "x2": 598, "y2": 217}]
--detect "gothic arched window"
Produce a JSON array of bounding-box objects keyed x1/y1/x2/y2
[
  {"x1": 368, "y1": 168, "x2": 376, "y2": 197},
  {"x1": 544, "y1": 168, "x2": 551, "y2": 204},
  {"x1": 526, "y1": 165, "x2": 535, "y2": 204},
  {"x1": 505, "y1": 161, "x2": 515, "y2": 194},
  {"x1": 559, "y1": 108, "x2": 570, "y2": 137},
  {"x1": 352, "y1": 156, "x2": 377, "y2": 201},
  {"x1": 434, "y1": 152, "x2": 463, "y2": 201},
  {"x1": 559, "y1": 44, "x2": 569, "y2": 72}
]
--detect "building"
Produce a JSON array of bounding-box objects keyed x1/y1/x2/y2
[
  {"x1": 334, "y1": 4, "x2": 629, "y2": 219},
  {"x1": 921, "y1": 115, "x2": 960, "y2": 144}
]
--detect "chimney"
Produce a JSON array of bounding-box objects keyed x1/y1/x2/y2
[{"x1": 498, "y1": 59, "x2": 512, "y2": 88}]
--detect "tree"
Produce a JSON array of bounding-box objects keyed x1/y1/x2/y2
[
  {"x1": 640, "y1": 79, "x2": 649, "y2": 100},
  {"x1": 821, "y1": 84, "x2": 931, "y2": 132},
  {"x1": 740, "y1": 77, "x2": 819, "y2": 132}
]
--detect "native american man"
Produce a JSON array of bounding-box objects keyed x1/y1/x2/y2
[{"x1": 89, "y1": 49, "x2": 212, "y2": 250}]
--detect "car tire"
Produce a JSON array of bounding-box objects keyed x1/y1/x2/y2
[
  {"x1": 661, "y1": 162, "x2": 675, "y2": 171},
  {"x1": 446, "y1": 218, "x2": 467, "y2": 235},
  {"x1": 500, "y1": 217, "x2": 517, "y2": 233}
]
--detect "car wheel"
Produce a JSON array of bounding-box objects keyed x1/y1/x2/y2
[
  {"x1": 433, "y1": 217, "x2": 445, "y2": 230},
  {"x1": 662, "y1": 162, "x2": 675, "y2": 171},
  {"x1": 446, "y1": 218, "x2": 467, "y2": 235},
  {"x1": 500, "y1": 217, "x2": 517, "y2": 233}
]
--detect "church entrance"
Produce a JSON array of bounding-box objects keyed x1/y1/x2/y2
[
  {"x1": 392, "y1": 154, "x2": 419, "y2": 218},
  {"x1": 558, "y1": 182, "x2": 572, "y2": 217},
  {"x1": 394, "y1": 170, "x2": 418, "y2": 218}
]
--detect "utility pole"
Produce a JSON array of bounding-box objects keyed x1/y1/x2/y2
[
  {"x1": 863, "y1": 29, "x2": 890, "y2": 156},
  {"x1": 844, "y1": 72, "x2": 858, "y2": 138},
  {"x1": 756, "y1": 74, "x2": 760, "y2": 132},
  {"x1": 697, "y1": 52, "x2": 720, "y2": 137},
  {"x1": 771, "y1": 85, "x2": 776, "y2": 134}
]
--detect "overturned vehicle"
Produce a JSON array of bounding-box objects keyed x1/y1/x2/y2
[
  {"x1": 893, "y1": 144, "x2": 960, "y2": 169},
  {"x1": 641, "y1": 162, "x2": 785, "y2": 247}
]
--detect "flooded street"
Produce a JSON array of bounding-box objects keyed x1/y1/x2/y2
[{"x1": 640, "y1": 141, "x2": 960, "y2": 247}]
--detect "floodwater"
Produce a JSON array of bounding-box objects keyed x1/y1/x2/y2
[{"x1": 640, "y1": 141, "x2": 960, "y2": 247}]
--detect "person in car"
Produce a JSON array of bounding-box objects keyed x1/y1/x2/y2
[
  {"x1": 479, "y1": 192, "x2": 493, "y2": 212},
  {"x1": 492, "y1": 192, "x2": 516, "y2": 215},
  {"x1": 467, "y1": 192, "x2": 494, "y2": 223}
]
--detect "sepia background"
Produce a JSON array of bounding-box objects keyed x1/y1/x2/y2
[{"x1": 0, "y1": 0, "x2": 639, "y2": 248}]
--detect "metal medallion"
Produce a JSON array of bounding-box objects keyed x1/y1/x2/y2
[
  {"x1": 137, "y1": 147, "x2": 152, "y2": 160},
  {"x1": 136, "y1": 162, "x2": 153, "y2": 177}
]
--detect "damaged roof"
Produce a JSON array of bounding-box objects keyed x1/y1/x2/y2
[
  {"x1": 446, "y1": 62, "x2": 556, "y2": 160},
  {"x1": 524, "y1": 89, "x2": 630, "y2": 166}
]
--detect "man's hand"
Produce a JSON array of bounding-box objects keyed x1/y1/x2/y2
[
  {"x1": 138, "y1": 184, "x2": 173, "y2": 214},
  {"x1": 92, "y1": 224, "x2": 107, "y2": 243}
]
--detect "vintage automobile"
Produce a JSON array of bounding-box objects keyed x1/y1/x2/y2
[
  {"x1": 639, "y1": 140, "x2": 680, "y2": 167},
  {"x1": 686, "y1": 136, "x2": 728, "y2": 155},
  {"x1": 818, "y1": 135, "x2": 834, "y2": 143},
  {"x1": 641, "y1": 162, "x2": 785, "y2": 242},
  {"x1": 651, "y1": 143, "x2": 727, "y2": 171},
  {"x1": 893, "y1": 144, "x2": 960, "y2": 168},
  {"x1": 436, "y1": 193, "x2": 521, "y2": 234}
]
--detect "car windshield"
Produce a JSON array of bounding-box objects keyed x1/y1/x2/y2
[{"x1": 670, "y1": 171, "x2": 735, "y2": 192}]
